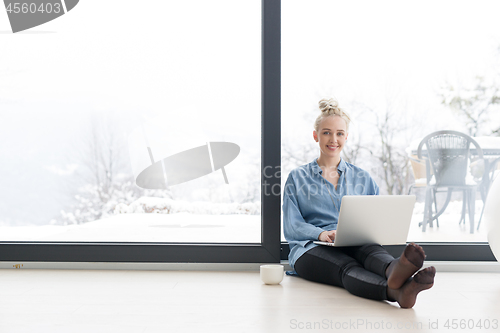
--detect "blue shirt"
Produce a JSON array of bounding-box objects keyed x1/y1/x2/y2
[{"x1": 282, "y1": 158, "x2": 380, "y2": 272}]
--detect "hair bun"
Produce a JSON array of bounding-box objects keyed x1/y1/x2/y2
[
  {"x1": 318, "y1": 98, "x2": 339, "y2": 113},
  {"x1": 314, "y1": 98, "x2": 351, "y2": 133}
]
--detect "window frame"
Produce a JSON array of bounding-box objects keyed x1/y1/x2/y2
[
  {"x1": 1, "y1": 0, "x2": 495, "y2": 264},
  {"x1": 280, "y1": 243, "x2": 496, "y2": 262},
  {"x1": 0, "y1": 0, "x2": 282, "y2": 264}
]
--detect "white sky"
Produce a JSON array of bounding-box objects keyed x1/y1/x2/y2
[{"x1": 282, "y1": 0, "x2": 500, "y2": 141}]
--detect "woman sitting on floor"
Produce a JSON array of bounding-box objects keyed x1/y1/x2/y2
[{"x1": 283, "y1": 98, "x2": 435, "y2": 308}]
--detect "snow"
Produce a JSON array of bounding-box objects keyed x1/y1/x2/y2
[
  {"x1": 114, "y1": 197, "x2": 260, "y2": 216},
  {"x1": 0, "y1": 213, "x2": 261, "y2": 243},
  {"x1": 407, "y1": 201, "x2": 488, "y2": 243},
  {"x1": 0, "y1": 199, "x2": 489, "y2": 243},
  {"x1": 474, "y1": 137, "x2": 500, "y2": 150}
]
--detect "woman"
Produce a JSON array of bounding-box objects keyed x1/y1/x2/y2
[{"x1": 283, "y1": 98, "x2": 435, "y2": 308}]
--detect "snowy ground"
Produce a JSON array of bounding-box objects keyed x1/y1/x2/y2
[
  {"x1": 407, "y1": 200, "x2": 488, "y2": 243},
  {"x1": 0, "y1": 213, "x2": 262, "y2": 243},
  {"x1": 0, "y1": 200, "x2": 489, "y2": 244}
]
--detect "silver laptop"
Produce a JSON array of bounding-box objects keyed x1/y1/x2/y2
[{"x1": 314, "y1": 195, "x2": 416, "y2": 247}]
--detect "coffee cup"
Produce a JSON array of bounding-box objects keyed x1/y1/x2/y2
[{"x1": 260, "y1": 264, "x2": 284, "y2": 285}]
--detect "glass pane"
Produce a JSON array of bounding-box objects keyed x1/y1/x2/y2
[
  {"x1": 282, "y1": 0, "x2": 500, "y2": 243},
  {"x1": 0, "y1": 0, "x2": 261, "y2": 243}
]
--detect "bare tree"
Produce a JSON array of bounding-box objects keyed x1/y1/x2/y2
[
  {"x1": 282, "y1": 138, "x2": 317, "y2": 171},
  {"x1": 81, "y1": 115, "x2": 124, "y2": 204},
  {"x1": 354, "y1": 100, "x2": 413, "y2": 195},
  {"x1": 374, "y1": 111, "x2": 412, "y2": 195},
  {"x1": 59, "y1": 113, "x2": 172, "y2": 224},
  {"x1": 239, "y1": 156, "x2": 261, "y2": 204},
  {"x1": 341, "y1": 101, "x2": 371, "y2": 165},
  {"x1": 440, "y1": 76, "x2": 500, "y2": 137}
]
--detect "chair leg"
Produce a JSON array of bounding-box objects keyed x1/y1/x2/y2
[
  {"x1": 408, "y1": 184, "x2": 414, "y2": 195},
  {"x1": 478, "y1": 200, "x2": 486, "y2": 231},
  {"x1": 459, "y1": 190, "x2": 467, "y2": 225},
  {"x1": 480, "y1": 181, "x2": 487, "y2": 204},
  {"x1": 422, "y1": 187, "x2": 433, "y2": 232},
  {"x1": 468, "y1": 188, "x2": 476, "y2": 234},
  {"x1": 428, "y1": 189, "x2": 436, "y2": 228},
  {"x1": 428, "y1": 189, "x2": 433, "y2": 228},
  {"x1": 433, "y1": 188, "x2": 439, "y2": 227}
]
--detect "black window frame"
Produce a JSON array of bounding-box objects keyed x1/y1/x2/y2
[
  {"x1": 280, "y1": 243, "x2": 496, "y2": 262},
  {"x1": 1, "y1": 0, "x2": 495, "y2": 264},
  {"x1": 0, "y1": 0, "x2": 282, "y2": 264}
]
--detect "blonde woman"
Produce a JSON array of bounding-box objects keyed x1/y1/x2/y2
[{"x1": 282, "y1": 98, "x2": 435, "y2": 308}]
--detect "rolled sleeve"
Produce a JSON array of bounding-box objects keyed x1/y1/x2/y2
[{"x1": 283, "y1": 176, "x2": 325, "y2": 242}]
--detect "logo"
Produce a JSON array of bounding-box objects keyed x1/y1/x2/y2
[
  {"x1": 136, "y1": 143, "x2": 240, "y2": 189},
  {"x1": 3, "y1": 0, "x2": 79, "y2": 33}
]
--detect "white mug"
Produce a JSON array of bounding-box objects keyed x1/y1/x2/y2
[{"x1": 260, "y1": 264, "x2": 284, "y2": 285}]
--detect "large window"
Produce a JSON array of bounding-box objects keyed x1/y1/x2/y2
[
  {"x1": 3, "y1": 0, "x2": 497, "y2": 264},
  {"x1": 281, "y1": 0, "x2": 500, "y2": 258},
  {"x1": 0, "y1": 0, "x2": 281, "y2": 262},
  {"x1": 1, "y1": 0, "x2": 262, "y2": 244}
]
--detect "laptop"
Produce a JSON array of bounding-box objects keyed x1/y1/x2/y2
[{"x1": 313, "y1": 195, "x2": 416, "y2": 247}]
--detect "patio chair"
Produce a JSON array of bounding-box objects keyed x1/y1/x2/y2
[
  {"x1": 477, "y1": 156, "x2": 500, "y2": 230},
  {"x1": 418, "y1": 130, "x2": 483, "y2": 233}
]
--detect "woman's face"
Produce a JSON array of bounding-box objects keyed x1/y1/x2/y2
[{"x1": 313, "y1": 115, "x2": 348, "y2": 159}]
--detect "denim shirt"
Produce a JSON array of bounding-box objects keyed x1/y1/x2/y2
[{"x1": 282, "y1": 158, "x2": 380, "y2": 272}]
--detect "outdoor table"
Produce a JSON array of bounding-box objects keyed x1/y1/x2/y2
[{"x1": 407, "y1": 136, "x2": 500, "y2": 233}]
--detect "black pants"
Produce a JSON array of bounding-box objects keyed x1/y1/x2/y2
[{"x1": 294, "y1": 244, "x2": 395, "y2": 301}]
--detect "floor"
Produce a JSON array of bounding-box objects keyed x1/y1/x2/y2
[{"x1": 1, "y1": 267, "x2": 500, "y2": 333}]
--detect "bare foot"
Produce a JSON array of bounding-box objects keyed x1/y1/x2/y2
[
  {"x1": 386, "y1": 243, "x2": 425, "y2": 289},
  {"x1": 393, "y1": 266, "x2": 436, "y2": 309}
]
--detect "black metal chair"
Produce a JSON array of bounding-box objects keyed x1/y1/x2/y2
[{"x1": 418, "y1": 130, "x2": 483, "y2": 233}]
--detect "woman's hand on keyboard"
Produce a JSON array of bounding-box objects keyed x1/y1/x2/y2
[{"x1": 318, "y1": 230, "x2": 336, "y2": 243}]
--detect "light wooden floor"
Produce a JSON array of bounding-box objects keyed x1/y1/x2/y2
[{"x1": 1, "y1": 268, "x2": 500, "y2": 333}]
